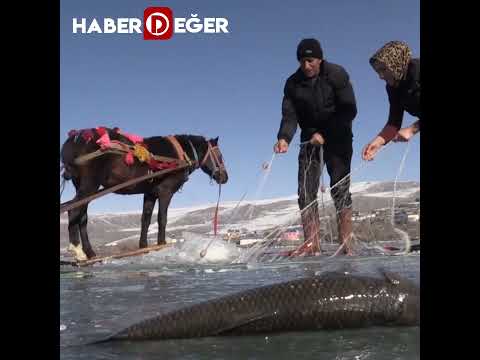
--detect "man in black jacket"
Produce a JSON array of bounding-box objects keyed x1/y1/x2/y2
[{"x1": 274, "y1": 38, "x2": 358, "y2": 255}]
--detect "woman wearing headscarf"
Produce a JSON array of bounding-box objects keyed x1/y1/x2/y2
[{"x1": 362, "y1": 41, "x2": 420, "y2": 161}]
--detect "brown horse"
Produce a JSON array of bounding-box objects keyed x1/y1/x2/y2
[{"x1": 60, "y1": 127, "x2": 228, "y2": 261}]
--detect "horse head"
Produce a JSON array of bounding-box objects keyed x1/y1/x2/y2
[{"x1": 199, "y1": 137, "x2": 228, "y2": 185}]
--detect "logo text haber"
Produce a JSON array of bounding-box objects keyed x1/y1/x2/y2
[{"x1": 72, "y1": 15, "x2": 229, "y2": 34}]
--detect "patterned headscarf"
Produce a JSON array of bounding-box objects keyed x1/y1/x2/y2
[{"x1": 369, "y1": 41, "x2": 412, "y2": 82}]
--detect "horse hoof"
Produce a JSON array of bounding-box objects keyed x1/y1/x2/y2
[{"x1": 68, "y1": 243, "x2": 88, "y2": 262}]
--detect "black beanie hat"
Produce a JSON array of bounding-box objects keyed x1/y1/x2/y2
[{"x1": 296, "y1": 38, "x2": 323, "y2": 61}]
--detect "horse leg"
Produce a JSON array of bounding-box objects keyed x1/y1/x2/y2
[
  {"x1": 67, "y1": 177, "x2": 86, "y2": 260},
  {"x1": 156, "y1": 192, "x2": 174, "y2": 246},
  {"x1": 67, "y1": 178, "x2": 99, "y2": 260},
  {"x1": 68, "y1": 208, "x2": 87, "y2": 261},
  {"x1": 139, "y1": 193, "x2": 157, "y2": 249},
  {"x1": 78, "y1": 204, "x2": 96, "y2": 259}
]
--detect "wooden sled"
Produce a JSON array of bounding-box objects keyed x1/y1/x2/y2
[{"x1": 60, "y1": 243, "x2": 172, "y2": 267}]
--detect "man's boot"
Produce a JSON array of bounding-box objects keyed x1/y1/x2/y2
[
  {"x1": 337, "y1": 207, "x2": 353, "y2": 255},
  {"x1": 291, "y1": 208, "x2": 321, "y2": 256}
]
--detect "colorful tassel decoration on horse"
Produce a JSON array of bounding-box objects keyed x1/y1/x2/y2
[
  {"x1": 81, "y1": 129, "x2": 94, "y2": 143},
  {"x1": 133, "y1": 144, "x2": 150, "y2": 163},
  {"x1": 96, "y1": 127, "x2": 107, "y2": 137},
  {"x1": 96, "y1": 132, "x2": 112, "y2": 150},
  {"x1": 68, "y1": 129, "x2": 78, "y2": 138},
  {"x1": 124, "y1": 152, "x2": 135, "y2": 165},
  {"x1": 119, "y1": 130, "x2": 144, "y2": 144}
]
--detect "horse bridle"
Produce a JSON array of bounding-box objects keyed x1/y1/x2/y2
[{"x1": 200, "y1": 141, "x2": 225, "y2": 178}]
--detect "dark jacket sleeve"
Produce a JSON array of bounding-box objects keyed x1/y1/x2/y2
[
  {"x1": 378, "y1": 85, "x2": 404, "y2": 143},
  {"x1": 330, "y1": 66, "x2": 358, "y2": 125},
  {"x1": 277, "y1": 82, "x2": 299, "y2": 144}
]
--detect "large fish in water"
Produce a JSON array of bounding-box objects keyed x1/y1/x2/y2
[{"x1": 96, "y1": 271, "x2": 419, "y2": 342}]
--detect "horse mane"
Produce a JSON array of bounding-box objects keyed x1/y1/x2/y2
[{"x1": 175, "y1": 135, "x2": 208, "y2": 163}]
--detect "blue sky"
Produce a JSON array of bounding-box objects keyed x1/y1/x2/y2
[{"x1": 60, "y1": 0, "x2": 420, "y2": 213}]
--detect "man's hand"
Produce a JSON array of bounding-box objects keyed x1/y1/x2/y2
[
  {"x1": 310, "y1": 132, "x2": 325, "y2": 146},
  {"x1": 362, "y1": 136, "x2": 386, "y2": 161},
  {"x1": 274, "y1": 139, "x2": 289, "y2": 153},
  {"x1": 393, "y1": 121, "x2": 420, "y2": 142}
]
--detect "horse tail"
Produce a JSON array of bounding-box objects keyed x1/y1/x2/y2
[
  {"x1": 62, "y1": 165, "x2": 73, "y2": 180},
  {"x1": 60, "y1": 137, "x2": 78, "y2": 181}
]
